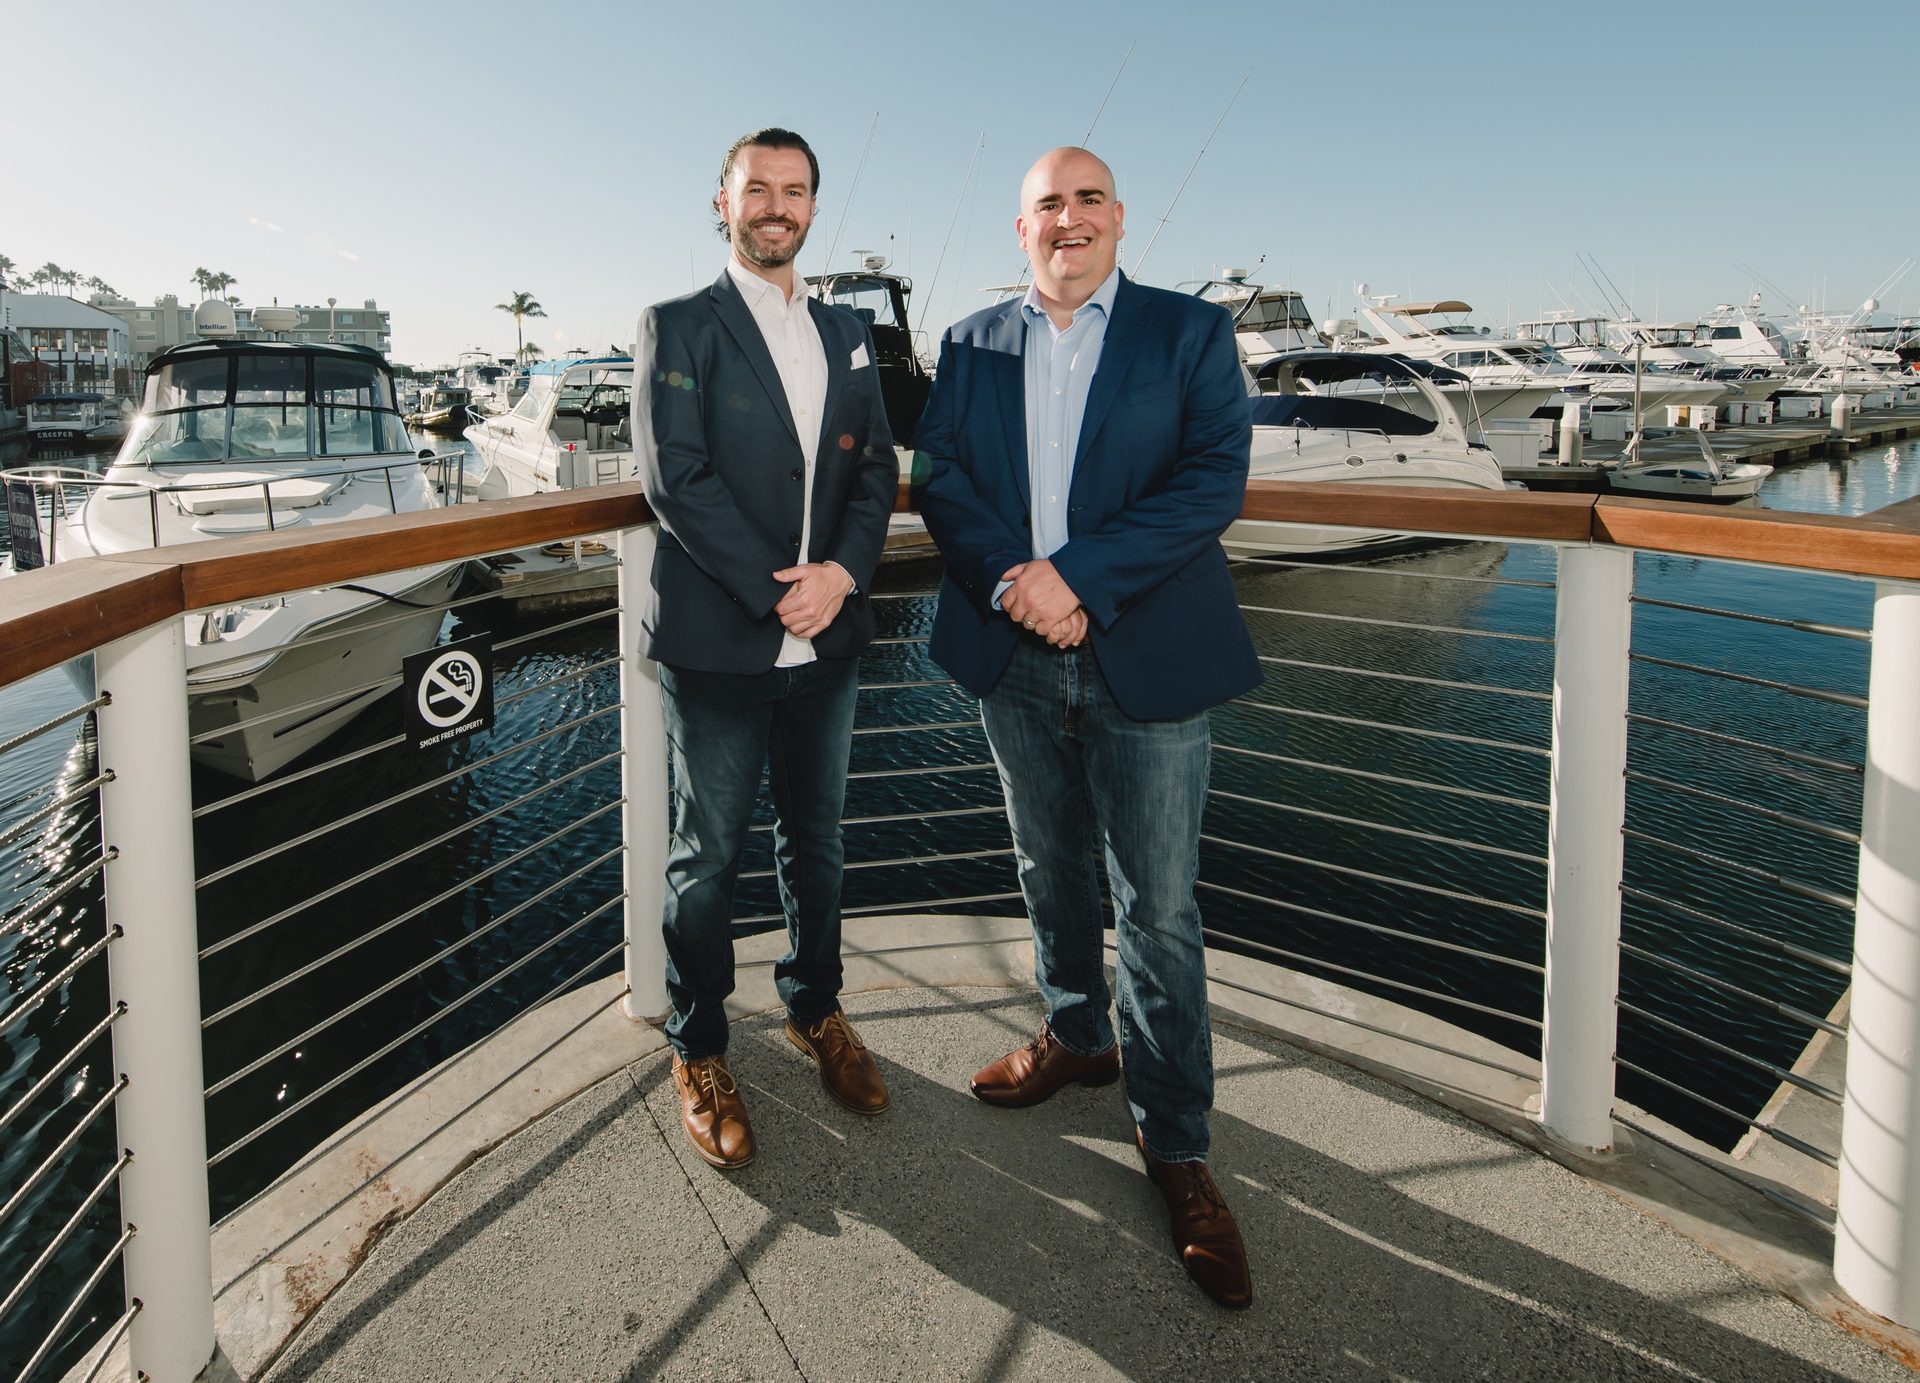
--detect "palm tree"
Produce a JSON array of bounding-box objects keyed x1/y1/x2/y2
[
  {"x1": 37, "y1": 262, "x2": 66, "y2": 295},
  {"x1": 209, "y1": 271, "x2": 238, "y2": 300},
  {"x1": 191, "y1": 267, "x2": 214, "y2": 301},
  {"x1": 494, "y1": 291, "x2": 546, "y2": 364},
  {"x1": 0, "y1": 254, "x2": 16, "y2": 289},
  {"x1": 84, "y1": 275, "x2": 119, "y2": 300},
  {"x1": 519, "y1": 341, "x2": 545, "y2": 364}
]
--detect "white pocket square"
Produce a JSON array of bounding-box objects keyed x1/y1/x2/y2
[{"x1": 850, "y1": 344, "x2": 870, "y2": 369}]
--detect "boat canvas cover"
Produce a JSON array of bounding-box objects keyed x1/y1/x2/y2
[{"x1": 1389, "y1": 301, "x2": 1474, "y2": 316}]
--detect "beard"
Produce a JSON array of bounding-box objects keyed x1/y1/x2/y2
[{"x1": 736, "y1": 216, "x2": 809, "y2": 269}]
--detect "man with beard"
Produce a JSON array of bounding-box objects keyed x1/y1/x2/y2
[
  {"x1": 913, "y1": 146, "x2": 1259, "y2": 1306},
  {"x1": 634, "y1": 127, "x2": 898, "y2": 1170}
]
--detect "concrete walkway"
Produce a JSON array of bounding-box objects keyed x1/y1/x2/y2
[{"x1": 259, "y1": 983, "x2": 1908, "y2": 1382}]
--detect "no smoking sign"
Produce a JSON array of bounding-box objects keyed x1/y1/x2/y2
[{"x1": 403, "y1": 635, "x2": 495, "y2": 752}]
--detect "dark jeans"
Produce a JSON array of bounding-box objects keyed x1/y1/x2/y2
[
  {"x1": 658, "y1": 657, "x2": 859, "y2": 1059},
  {"x1": 980, "y1": 638, "x2": 1215, "y2": 1162}
]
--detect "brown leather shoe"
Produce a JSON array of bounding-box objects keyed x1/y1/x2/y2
[
  {"x1": 672, "y1": 1054, "x2": 755, "y2": 1169},
  {"x1": 785, "y1": 1007, "x2": 890, "y2": 1115},
  {"x1": 1139, "y1": 1134, "x2": 1252, "y2": 1309},
  {"x1": 969, "y1": 1021, "x2": 1120, "y2": 1107}
]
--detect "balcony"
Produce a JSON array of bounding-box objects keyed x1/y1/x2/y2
[{"x1": 3, "y1": 477, "x2": 1920, "y2": 1380}]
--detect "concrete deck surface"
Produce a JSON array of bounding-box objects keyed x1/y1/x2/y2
[{"x1": 258, "y1": 986, "x2": 1907, "y2": 1382}]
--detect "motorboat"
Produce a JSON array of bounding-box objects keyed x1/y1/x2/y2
[
  {"x1": 464, "y1": 356, "x2": 633, "y2": 501},
  {"x1": 407, "y1": 382, "x2": 473, "y2": 433},
  {"x1": 807, "y1": 256, "x2": 934, "y2": 449},
  {"x1": 20, "y1": 392, "x2": 132, "y2": 449},
  {"x1": 1606, "y1": 428, "x2": 1771, "y2": 503},
  {"x1": 455, "y1": 351, "x2": 515, "y2": 417},
  {"x1": 1, "y1": 339, "x2": 467, "y2": 781},
  {"x1": 1224, "y1": 350, "x2": 1508, "y2": 558},
  {"x1": 1351, "y1": 296, "x2": 1726, "y2": 419},
  {"x1": 1188, "y1": 271, "x2": 1323, "y2": 368},
  {"x1": 1601, "y1": 320, "x2": 1785, "y2": 407}
]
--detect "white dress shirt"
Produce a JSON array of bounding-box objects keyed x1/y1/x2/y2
[{"x1": 726, "y1": 257, "x2": 830, "y2": 666}]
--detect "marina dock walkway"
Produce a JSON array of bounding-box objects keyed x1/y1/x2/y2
[{"x1": 144, "y1": 919, "x2": 1914, "y2": 1383}]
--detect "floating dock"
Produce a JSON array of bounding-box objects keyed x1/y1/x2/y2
[{"x1": 1503, "y1": 401, "x2": 1920, "y2": 491}]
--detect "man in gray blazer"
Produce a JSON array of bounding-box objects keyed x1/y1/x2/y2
[{"x1": 634, "y1": 127, "x2": 899, "y2": 1170}]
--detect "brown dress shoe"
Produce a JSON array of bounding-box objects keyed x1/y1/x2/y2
[
  {"x1": 1139, "y1": 1134, "x2": 1252, "y2": 1309},
  {"x1": 672, "y1": 1054, "x2": 755, "y2": 1169},
  {"x1": 785, "y1": 1007, "x2": 890, "y2": 1114},
  {"x1": 969, "y1": 1021, "x2": 1120, "y2": 1107}
]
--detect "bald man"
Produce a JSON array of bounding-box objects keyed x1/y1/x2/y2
[{"x1": 913, "y1": 147, "x2": 1260, "y2": 1307}]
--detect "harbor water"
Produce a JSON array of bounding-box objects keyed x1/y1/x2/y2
[{"x1": 1, "y1": 433, "x2": 1913, "y2": 1375}]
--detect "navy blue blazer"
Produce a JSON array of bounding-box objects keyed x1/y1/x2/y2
[
  {"x1": 913, "y1": 274, "x2": 1260, "y2": 721},
  {"x1": 634, "y1": 270, "x2": 898, "y2": 674}
]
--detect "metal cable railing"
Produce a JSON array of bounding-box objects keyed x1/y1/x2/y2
[
  {"x1": 1625, "y1": 713, "x2": 1861, "y2": 775},
  {"x1": 1628, "y1": 652, "x2": 1868, "y2": 709},
  {"x1": 1623, "y1": 885, "x2": 1851, "y2": 978},
  {"x1": 199, "y1": 752, "x2": 621, "y2": 960},
  {"x1": 201, "y1": 798, "x2": 623, "y2": 1028},
  {"x1": 3, "y1": 484, "x2": 1912, "y2": 1374},
  {"x1": 1630, "y1": 594, "x2": 1871, "y2": 642},
  {"x1": 194, "y1": 704, "x2": 620, "y2": 889},
  {"x1": 209, "y1": 894, "x2": 625, "y2": 1168},
  {"x1": 1214, "y1": 743, "x2": 1548, "y2": 813},
  {"x1": 1614, "y1": 1057, "x2": 1837, "y2": 1168},
  {"x1": 1617, "y1": 1000, "x2": 1842, "y2": 1107},
  {"x1": 1624, "y1": 769, "x2": 1860, "y2": 846},
  {"x1": 206, "y1": 844, "x2": 624, "y2": 1100},
  {"x1": 1228, "y1": 697, "x2": 1549, "y2": 758}
]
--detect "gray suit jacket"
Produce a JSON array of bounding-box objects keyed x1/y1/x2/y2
[{"x1": 634, "y1": 270, "x2": 898, "y2": 674}]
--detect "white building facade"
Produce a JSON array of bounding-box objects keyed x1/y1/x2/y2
[
  {"x1": 0, "y1": 292, "x2": 135, "y2": 393},
  {"x1": 97, "y1": 296, "x2": 394, "y2": 366}
]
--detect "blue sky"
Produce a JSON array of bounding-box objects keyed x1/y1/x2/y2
[{"x1": 5, "y1": 0, "x2": 1915, "y2": 366}]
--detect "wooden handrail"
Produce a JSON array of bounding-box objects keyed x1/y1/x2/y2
[{"x1": 6, "y1": 477, "x2": 1920, "y2": 693}]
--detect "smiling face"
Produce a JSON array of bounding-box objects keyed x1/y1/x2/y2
[
  {"x1": 717, "y1": 144, "x2": 817, "y2": 279},
  {"x1": 1016, "y1": 148, "x2": 1124, "y2": 307}
]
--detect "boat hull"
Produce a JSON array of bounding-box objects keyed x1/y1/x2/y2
[{"x1": 185, "y1": 563, "x2": 466, "y2": 781}]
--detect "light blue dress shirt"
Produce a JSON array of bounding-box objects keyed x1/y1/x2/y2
[{"x1": 995, "y1": 267, "x2": 1121, "y2": 609}]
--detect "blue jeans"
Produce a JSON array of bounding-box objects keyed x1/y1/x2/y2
[
  {"x1": 657, "y1": 658, "x2": 859, "y2": 1060},
  {"x1": 980, "y1": 638, "x2": 1215, "y2": 1162}
]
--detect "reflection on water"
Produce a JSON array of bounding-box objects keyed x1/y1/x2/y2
[{"x1": 0, "y1": 433, "x2": 1916, "y2": 1376}]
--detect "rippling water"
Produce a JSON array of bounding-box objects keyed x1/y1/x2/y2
[{"x1": 1, "y1": 431, "x2": 1915, "y2": 1375}]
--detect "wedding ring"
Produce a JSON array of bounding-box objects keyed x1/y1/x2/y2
[{"x1": 1023, "y1": 618, "x2": 1036, "y2": 629}]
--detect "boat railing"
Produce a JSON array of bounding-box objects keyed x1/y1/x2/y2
[
  {"x1": 2, "y1": 481, "x2": 1920, "y2": 1380},
  {"x1": 2, "y1": 453, "x2": 470, "y2": 562}
]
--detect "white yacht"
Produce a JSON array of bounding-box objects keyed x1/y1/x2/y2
[
  {"x1": 1189, "y1": 271, "x2": 1323, "y2": 368},
  {"x1": 464, "y1": 356, "x2": 633, "y2": 500},
  {"x1": 1605, "y1": 320, "x2": 1786, "y2": 407},
  {"x1": 1608, "y1": 428, "x2": 1771, "y2": 503},
  {"x1": 1696, "y1": 298, "x2": 1801, "y2": 371},
  {"x1": 20, "y1": 392, "x2": 133, "y2": 449},
  {"x1": 2, "y1": 338, "x2": 466, "y2": 781},
  {"x1": 1225, "y1": 350, "x2": 1508, "y2": 558},
  {"x1": 1353, "y1": 296, "x2": 1726, "y2": 420}
]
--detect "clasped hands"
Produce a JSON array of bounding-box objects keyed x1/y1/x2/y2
[
  {"x1": 772, "y1": 562, "x2": 854, "y2": 640},
  {"x1": 1000, "y1": 559, "x2": 1087, "y2": 647}
]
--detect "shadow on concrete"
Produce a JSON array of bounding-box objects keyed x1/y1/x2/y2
[{"x1": 265, "y1": 987, "x2": 1904, "y2": 1382}]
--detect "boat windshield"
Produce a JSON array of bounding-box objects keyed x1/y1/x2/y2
[
  {"x1": 125, "y1": 351, "x2": 408, "y2": 464},
  {"x1": 1239, "y1": 293, "x2": 1315, "y2": 332},
  {"x1": 1502, "y1": 343, "x2": 1565, "y2": 367},
  {"x1": 554, "y1": 367, "x2": 633, "y2": 417},
  {"x1": 814, "y1": 276, "x2": 905, "y2": 330}
]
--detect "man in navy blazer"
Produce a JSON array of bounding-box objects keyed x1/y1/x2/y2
[
  {"x1": 914, "y1": 147, "x2": 1260, "y2": 1307},
  {"x1": 635, "y1": 129, "x2": 899, "y2": 1173}
]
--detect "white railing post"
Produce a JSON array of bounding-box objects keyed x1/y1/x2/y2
[
  {"x1": 95, "y1": 620, "x2": 215, "y2": 1382},
  {"x1": 1836, "y1": 579, "x2": 1920, "y2": 1326},
  {"x1": 1539, "y1": 543, "x2": 1634, "y2": 1151},
  {"x1": 618, "y1": 523, "x2": 670, "y2": 1020}
]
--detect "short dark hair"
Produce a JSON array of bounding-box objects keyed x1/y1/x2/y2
[{"x1": 713, "y1": 127, "x2": 820, "y2": 241}]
